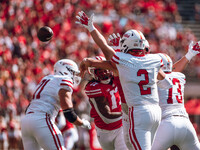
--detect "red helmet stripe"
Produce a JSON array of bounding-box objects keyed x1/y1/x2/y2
[
  {"x1": 136, "y1": 30, "x2": 143, "y2": 39},
  {"x1": 163, "y1": 53, "x2": 170, "y2": 63}
]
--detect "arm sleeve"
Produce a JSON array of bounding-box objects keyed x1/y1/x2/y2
[
  {"x1": 157, "y1": 76, "x2": 172, "y2": 89},
  {"x1": 111, "y1": 53, "x2": 120, "y2": 65},
  {"x1": 58, "y1": 77, "x2": 74, "y2": 93}
]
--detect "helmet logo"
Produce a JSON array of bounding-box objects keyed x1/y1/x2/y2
[
  {"x1": 123, "y1": 33, "x2": 130, "y2": 38},
  {"x1": 62, "y1": 62, "x2": 73, "y2": 66}
]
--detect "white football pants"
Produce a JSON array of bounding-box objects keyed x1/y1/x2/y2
[{"x1": 21, "y1": 112, "x2": 66, "y2": 150}]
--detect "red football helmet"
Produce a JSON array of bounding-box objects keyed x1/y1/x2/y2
[{"x1": 88, "y1": 56, "x2": 113, "y2": 84}]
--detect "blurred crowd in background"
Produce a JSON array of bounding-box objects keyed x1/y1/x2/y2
[{"x1": 0, "y1": 0, "x2": 200, "y2": 149}]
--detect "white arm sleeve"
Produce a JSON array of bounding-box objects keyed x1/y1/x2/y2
[{"x1": 157, "y1": 77, "x2": 172, "y2": 89}]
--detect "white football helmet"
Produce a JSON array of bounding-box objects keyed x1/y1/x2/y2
[
  {"x1": 88, "y1": 56, "x2": 113, "y2": 84},
  {"x1": 158, "y1": 53, "x2": 173, "y2": 72},
  {"x1": 120, "y1": 29, "x2": 146, "y2": 53},
  {"x1": 54, "y1": 59, "x2": 81, "y2": 85}
]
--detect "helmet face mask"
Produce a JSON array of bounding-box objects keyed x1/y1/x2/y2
[
  {"x1": 54, "y1": 59, "x2": 81, "y2": 85},
  {"x1": 144, "y1": 40, "x2": 150, "y2": 53},
  {"x1": 158, "y1": 53, "x2": 173, "y2": 72},
  {"x1": 94, "y1": 69, "x2": 113, "y2": 80},
  {"x1": 120, "y1": 29, "x2": 146, "y2": 53}
]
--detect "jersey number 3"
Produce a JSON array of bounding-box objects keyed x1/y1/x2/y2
[
  {"x1": 167, "y1": 78, "x2": 183, "y2": 104},
  {"x1": 137, "y1": 69, "x2": 151, "y2": 95}
]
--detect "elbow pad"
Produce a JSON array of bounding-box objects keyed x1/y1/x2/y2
[
  {"x1": 157, "y1": 77, "x2": 172, "y2": 89},
  {"x1": 63, "y1": 108, "x2": 77, "y2": 123}
]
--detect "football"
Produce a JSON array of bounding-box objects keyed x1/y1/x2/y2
[{"x1": 37, "y1": 26, "x2": 53, "y2": 42}]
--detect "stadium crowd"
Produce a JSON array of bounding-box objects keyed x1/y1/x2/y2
[{"x1": 0, "y1": 0, "x2": 200, "y2": 149}]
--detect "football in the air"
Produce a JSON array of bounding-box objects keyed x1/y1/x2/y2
[{"x1": 37, "y1": 26, "x2": 53, "y2": 42}]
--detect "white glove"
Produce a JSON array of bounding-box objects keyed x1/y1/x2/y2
[
  {"x1": 108, "y1": 33, "x2": 121, "y2": 51},
  {"x1": 81, "y1": 118, "x2": 91, "y2": 130},
  {"x1": 185, "y1": 41, "x2": 200, "y2": 61},
  {"x1": 76, "y1": 11, "x2": 95, "y2": 32}
]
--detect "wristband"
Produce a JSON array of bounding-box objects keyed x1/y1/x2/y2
[
  {"x1": 88, "y1": 24, "x2": 95, "y2": 32},
  {"x1": 63, "y1": 108, "x2": 77, "y2": 123},
  {"x1": 185, "y1": 51, "x2": 194, "y2": 61}
]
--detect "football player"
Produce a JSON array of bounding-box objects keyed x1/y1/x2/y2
[
  {"x1": 84, "y1": 56, "x2": 128, "y2": 150},
  {"x1": 108, "y1": 33, "x2": 200, "y2": 150},
  {"x1": 151, "y1": 50, "x2": 200, "y2": 149},
  {"x1": 20, "y1": 59, "x2": 91, "y2": 150},
  {"x1": 77, "y1": 11, "x2": 172, "y2": 150},
  {"x1": 107, "y1": 33, "x2": 151, "y2": 149}
]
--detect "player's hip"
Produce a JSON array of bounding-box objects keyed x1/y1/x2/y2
[{"x1": 128, "y1": 106, "x2": 161, "y2": 129}]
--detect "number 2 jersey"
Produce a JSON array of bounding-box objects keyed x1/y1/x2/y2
[
  {"x1": 26, "y1": 75, "x2": 73, "y2": 120},
  {"x1": 158, "y1": 72, "x2": 188, "y2": 119},
  {"x1": 85, "y1": 77, "x2": 122, "y2": 130},
  {"x1": 111, "y1": 52, "x2": 163, "y2": 107}
]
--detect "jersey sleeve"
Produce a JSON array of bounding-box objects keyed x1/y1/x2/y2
[
  {"x1": 85, "y1": 82, "x2": 104, "y2": 98},
  {"x1": 175, "y1": 72, "x2": 186, "y2": 84},
  {"x1": 57, "y1": 76, "x2": 74, "y2": 93},
  {"x1": 156, "y1": 54, "x2": 164, "y2": 68},
  {"x1": 111, "y1": 52, "x2": 121, "y2": 65}
]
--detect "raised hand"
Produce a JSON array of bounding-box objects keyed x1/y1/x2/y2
[
  {"x1": 192, "y1": 41, "x2": 200, "y2": 53},
  {"x1": 76, "y1": 11, "x2": 95, "y2": 32},
  {"x1": 185, "y1": 41, "x2": 200, "y2": 61},
  {"x1": 108, "y1": 33, "x2": 121, "y2": 50}
]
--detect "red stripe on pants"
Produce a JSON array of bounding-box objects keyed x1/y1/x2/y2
[
  {"x1": 46, "y1": 114, "x2": 62, "y2": 150},
  {"x1": 129, "y1": 107, "x2": 142, "y2": 150}
]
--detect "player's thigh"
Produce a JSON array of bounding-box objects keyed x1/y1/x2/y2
[
  {"x1": 63, "y1": 128, "x2": 78, "y2": 149},
  {"x1": 122, "y1": 120, "x2": 133, "y2": 149},
  {"x1": 96, "y1": 128, "x2": 115, "y2": 150},
  {"x1": 22, "y1": 135, "x2": 42, "y2": 150},
  {"x1": 151, "y1": 119, "x2": 174, "y2": 150},
  {"x1": 21, "y1": 116, "x2": 43, "y2": 150},
  {"x1": 129, "y1": 107, "x2": 160, "y2": 149},
  {"x1": 33, "y1": 117, "x2": 65, "y2": 150},
  {"x1": 114, "y1": 127, "x2": 128, "y2": 150},
  {"x1": 178, "y1": 119, "x2": 200, "y2": 150},
  {"x1": 151, "y1": 117, "x2": 160, "y2": 144},
  {"x1": 132, "y1": 105, "x2": 161, "y2": 131}
]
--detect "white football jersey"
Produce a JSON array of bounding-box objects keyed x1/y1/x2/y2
[
  {"x1": 26, "y1": 75, "x2": 73, "y2": 120},
  {"x1": 111, "y1": 52, "x2": 163, "y2": 107},
  {"x1": 158, "y1": 72, "x2": 188, "y2": 118}
]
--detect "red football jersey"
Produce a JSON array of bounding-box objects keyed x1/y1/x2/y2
[
  {"x1": 114, "y1": 77, "x2": 126, "y2": 104},
  {"x1": 85, "y1": 77, "x2": 122, "y2": 130}
]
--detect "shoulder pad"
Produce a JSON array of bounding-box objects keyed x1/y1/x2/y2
[{"x1": 85, "y1": 81, "x2": 103, "y2": 98}]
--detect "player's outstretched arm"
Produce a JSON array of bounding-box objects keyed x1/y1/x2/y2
[
  {"x1": 108, "y1": 33, "x2": 121, "y2": 51},
  {"x1": 59, "y1": 89, "x2": 91, "y2": 129},
  {"x1": 173, "y1": 41, "x2": 200, "y2": 72},
  {"x1": 79, "y1": 58, "x2": 117, "y2": 78},
  {"x1": 76, "y1": 11, "x2": 115, "y2": 60}
]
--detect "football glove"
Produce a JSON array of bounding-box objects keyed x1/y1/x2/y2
[
  {"x1": 76, "y1": 11, "x2": 95, "y2": 32},
  {"x1": 81, "y1": 118, "x2": 91, "y2": 130},
  {"x1": 108, "y1": 33, "x2": 121, "y2": 51},
  {"x1": 185, "y1": 41, "x2": 200, "y2": 61}
]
